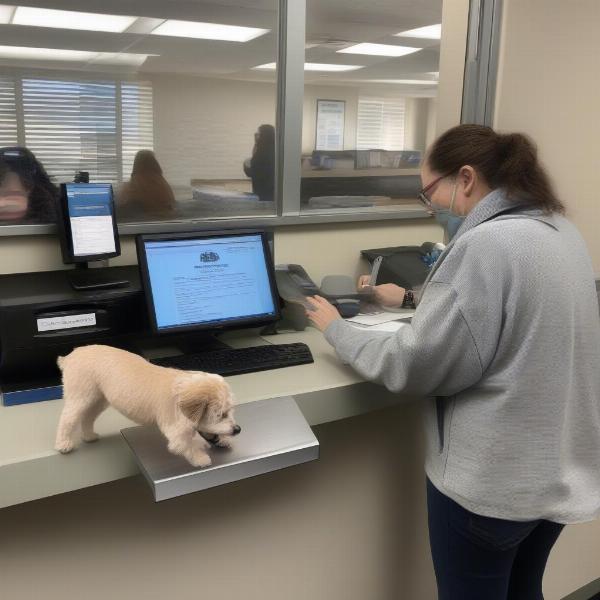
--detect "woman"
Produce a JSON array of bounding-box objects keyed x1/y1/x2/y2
[
  {"x1": 307, "y1": 124, "x2": 600, "y2": 599},
  {"x1": 0, "y1": 146, "x2": 59, "y2": 223},
  {"x1": 118, "y1": 150, "x2": 176, "y2": 217},
  {"x1": 243, "y1": 124, "x2": 275, "y2": 202}
]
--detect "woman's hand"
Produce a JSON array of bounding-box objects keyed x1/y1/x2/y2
[
  {"x1": 305, "y1": 295, "x2": 342, "y2": 332},
  {"x1": 357, "y1": 275, "x2": 406, "y2": 307}
]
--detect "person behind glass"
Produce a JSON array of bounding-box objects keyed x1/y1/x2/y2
[
  {"x1": 118, "y1": 150, "x2": 175, "y2": 217},
  {"x1": 0, "y1": 146, "x2": 59, "y2": 223},
  {"x1": 243, "y1": 124, "x2": 275, "y2": 202},
  {"x1": 306, "y1": 124, "x2": 600, "y2": 600}
]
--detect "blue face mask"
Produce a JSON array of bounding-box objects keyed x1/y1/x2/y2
[
  {"x1": 434, "y1": 210, "x2": 465, "y2": 241},
  {"x1": 432, "y1": 181, "x2": 465, "y2": 241}
]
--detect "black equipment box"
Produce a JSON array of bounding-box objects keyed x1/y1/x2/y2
[{"x1": 0, "y1": 266, "x2": 147, "y2": 405}]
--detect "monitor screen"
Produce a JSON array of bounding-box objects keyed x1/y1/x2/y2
[
  {"x1": 59, "y1": 183, "x2": 120, "y2": 262},
  {"x1": 137, "y1": 231, "x2": 280, "y2": 334}
]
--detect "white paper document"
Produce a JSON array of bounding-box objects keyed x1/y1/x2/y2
[
  {"x1": 347, "y1": 309, "x2": 415, "y2": 326},
  {"x1": 349, "y1": 320, "x2": 409, "y2": 333}
]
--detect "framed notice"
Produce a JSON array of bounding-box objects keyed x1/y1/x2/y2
[{"x1": 315, "y1": 99, "x2": 345, "y2": 151}]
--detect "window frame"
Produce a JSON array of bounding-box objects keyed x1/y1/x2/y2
[{"x1": 0, "y1": 0, "x2": 495, "y2": 237}]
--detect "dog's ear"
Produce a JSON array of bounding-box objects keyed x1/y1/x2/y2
[{"x1": 175, "y1": 377, "x2": 219, "y2": 423}]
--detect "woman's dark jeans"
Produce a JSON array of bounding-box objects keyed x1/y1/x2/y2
[{"x1": 427, "y1": 478, "x2": 564, "y2": 600}]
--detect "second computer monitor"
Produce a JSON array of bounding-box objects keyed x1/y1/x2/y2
[{"x1": 137, "y1": 230, "x2": 280, "y2": 335}]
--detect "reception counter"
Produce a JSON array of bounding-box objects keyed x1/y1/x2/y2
[{"x1": 0, "y1": 327, "x2": 413, "y2": 509}]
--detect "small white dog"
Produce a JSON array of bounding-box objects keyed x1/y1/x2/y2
[{"x1": 55, "y1": 344, "x2": 240, "y2": 468}]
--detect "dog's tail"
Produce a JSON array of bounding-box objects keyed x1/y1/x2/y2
[{"x1": 56, "y1": 355, "x2": 66, "y2": 371}]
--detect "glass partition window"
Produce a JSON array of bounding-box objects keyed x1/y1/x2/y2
[
  {"x1": 0, "y1": 0, "x2": 459, "y2": 229},
  {"x1": 300, "y1": 0, "x2": 442, "y2": 214},
  {"x1": 0, "y1": 1, "x2": 278, "y2": 225}
]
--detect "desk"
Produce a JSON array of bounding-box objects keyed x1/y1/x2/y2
[
  {"x1": 0, "y1": 328, "x2": 409, "y2": 509},
  {"x1": 301, "y1": 168, "x2": 421, "y2": 178}
]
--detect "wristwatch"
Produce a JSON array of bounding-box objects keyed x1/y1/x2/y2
[{"x1": 401, "y1": 289, "x2": 416, "y2": 309}]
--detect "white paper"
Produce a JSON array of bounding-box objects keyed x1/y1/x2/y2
[
  {"x1": 315, "y1": 100, "x2": 345, "y2": 151},
  {"x1": 349, "y1": 320, "x2": 409, "y2": 333},
  {"x1": 347, "y1": 310, "x2": 415, "y2": 326},
  {"x1": 37, "y1": 313, "x2": 96, "y2": 332}
]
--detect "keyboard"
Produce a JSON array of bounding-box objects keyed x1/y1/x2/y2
[{"x1": 150, "y1": 342, "x2": 314, "y2": 377}]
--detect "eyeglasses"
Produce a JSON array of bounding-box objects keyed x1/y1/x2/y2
[{"x1": 418, "y1": 172, "x2": 454, "y2": 208}]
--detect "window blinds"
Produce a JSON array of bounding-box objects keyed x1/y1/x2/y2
[
  {"x1": 121, "y1": 81, "x2": 154, "y2": 178},
  {"x1": 356, "y1": 97, "x2": 405, "y2": 151},
  {"x1": 1, "y1": 75, "x2": 153, "y2": 183},
  {"x1": 0, "y1": 76, "x2": 18, "y2": 148},
  {"x1": 22, "y1": 77, "x2": 118, "y2": 182}
]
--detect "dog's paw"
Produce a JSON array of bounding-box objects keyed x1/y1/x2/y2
[
  {"x1": 82, "y1": 432, "x2": 99, "y2": 443},
  {"x1": 189, "y1": 451, "x2": 212, "y2": 469},
  {"x1": 55, "y1": 440, "x2": 75, "y2": 454}
]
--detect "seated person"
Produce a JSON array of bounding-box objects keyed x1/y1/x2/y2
[
  {"x1": 117, "y1": 150, "x2": 176, "y2": 218},
  {"x1": 0, "y1": 163, "x2": 28, "y2": 221},
  {"x1": 0, "y1": 147, "x2": 59, "y2": 223},
  {"x1": 243, "y1": 124, "x2": 275, "y2": 202}
]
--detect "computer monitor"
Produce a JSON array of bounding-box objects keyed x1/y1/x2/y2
[
  {"x1": 57, "y1": 182, "x2": 128, "y2": 290},
  {"x1": 136, "y1": 230, "x2": 280, "y2": 336},
  {"x1": 58, "y1": 183, "x2": 120, "y2": 263}
]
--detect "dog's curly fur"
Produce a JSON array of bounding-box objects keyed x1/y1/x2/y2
[{"x1": 55, "y1": 345, "x2": 240, "y2": 467}]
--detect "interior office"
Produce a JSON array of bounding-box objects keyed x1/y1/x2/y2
[{"x1": 0, "y1": 0, "x2": 599, "y2": 599}]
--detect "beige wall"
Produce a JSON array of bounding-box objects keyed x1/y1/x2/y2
[
  {"x1": 494, "y1": 0, "x2": 600, "y2": 271},
  {"x1": 0, "y1": 220, "x2": 443, "y2": 279},
  {"x1": 425, "y1": 98, "x2": 438, "y2": 149},
  {"x1": 404, "y1": 98, "x2": 432, "y2": 152},
  {"x1": 493, "y1": 0, "x2": 600, "y2": 596},
  {"x1": 151, "y1": 74, "x2": 277, "y2": 184}
]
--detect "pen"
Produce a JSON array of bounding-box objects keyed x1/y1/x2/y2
[{"x1": 368, "y1": 255, "x2": 383, "y2": 286}]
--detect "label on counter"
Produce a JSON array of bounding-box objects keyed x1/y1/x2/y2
[{"x1": 37, "y1": 313, "x2": 97, "y2": 332}]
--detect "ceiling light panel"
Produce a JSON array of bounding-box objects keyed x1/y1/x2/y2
[
  {"x1": 254, "y1": 62, "x2": 363, "y2": 72},
  {"x1": 395, "y1": 24, "x2": 442, "y2": 39},
  {"x1": 151, "y1": 19, "x2": 269, "y2": 42},
  {"x1": 337, "y1": 43, "x2": 421, "y2": 57},
  {"x1": 0, "y1": 5, "x2": 15, "y2": 24},
  {"x1": 364, "y1": 79, "x2": 438, "y2": 85},
  {"x1": 0, "y1": 45, "x2": 152, "y2": 65},
  {"x1": 304, "y1": 62, "x2": 362, "y2": 71},
  {"x1": 12, "y1": 6, "x2": 137, "y2": 33},
  {"x1": 0, "y1": 45, "x2": 94, "y2": 61}
]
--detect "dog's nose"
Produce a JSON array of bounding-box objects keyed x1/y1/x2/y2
[{"x1": 232, "y1": 424, "x2": 241, "y2": 435}]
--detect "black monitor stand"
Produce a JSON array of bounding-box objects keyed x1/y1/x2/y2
[{"x1": 68, "y1": 262, "x2": 130, "y2": 291}]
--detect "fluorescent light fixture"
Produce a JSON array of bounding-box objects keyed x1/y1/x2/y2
[
  {"x1": 337, "y1": 43, "x2": 421, "y2": 57},
  {"x1": 0, "y1": 45, "x2": 94, "y2": 61},
  {"x1": 0, "y1": 45, "x2": 153, "y2": 65},
  {"x1": 305, "y1": 62, "x2": 363, "y2": 71},
  {"x1": 364, "y1": 79, "x2": 438, "y2": 85},
  {"x1": 151, "y1": 19, "x2": 268, "y2": 42},
  {"x1": 254, "y1": 62, "x2": 363, "y2": 72},
  {"x1": 0, "y1": 5, "x2": 15, "y2": 24},
  {"x1": 395, "y1": 24, "x2": 442, "y2": 39},
  {"x1": 89, "y1": 52, "x2": 156, "y2": 67},
  {"x1": 12, "y1": 6, "x2": 137, "y2": 33}
]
